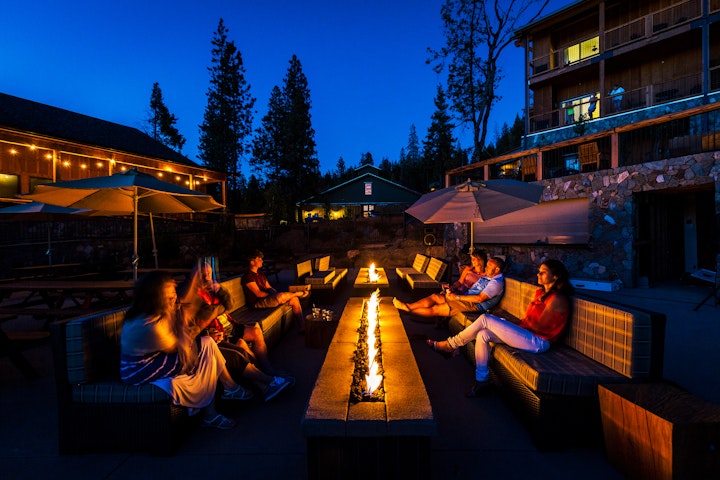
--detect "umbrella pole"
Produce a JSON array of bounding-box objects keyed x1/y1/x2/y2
[
  {"x1": 469, "y1": 223, "x2": 474, "y2": 254},
  {"x1": 133, "y1": 189, "x2": 139, "y2": 281},
  {"x1": 46, "y1": 223, "x2": 53, "y2": 266},
  {"x1": 149, "y1": 213, "x2": 158, "y2": 269}
]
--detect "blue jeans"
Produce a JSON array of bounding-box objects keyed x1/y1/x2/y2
[{"x1": 446, "y1": 314, "x2": 549, "y2": 382}]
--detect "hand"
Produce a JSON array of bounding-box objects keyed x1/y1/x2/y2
[{"x1": 210, "y1": 329, "x2": 224, "y2": 343}]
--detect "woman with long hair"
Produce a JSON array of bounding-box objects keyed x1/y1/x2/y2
[
  {"x1": 120, "y1": 270, "x2": 251, "y2": 430},
  {"x1": 427, "y1": 259, "x2": 574, "y2": 397}
]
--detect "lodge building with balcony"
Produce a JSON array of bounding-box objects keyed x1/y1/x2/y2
[{"x1": 446, "y1": 0, "x2": 720, "y2": 288}]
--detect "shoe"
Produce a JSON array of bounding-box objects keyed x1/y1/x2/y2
[
  {"x1": 426, "y1": 339, "x2": 456, "y2": 360},
  {"x1": 280, "y1": 374, "x2": 296, "y2": 388},
  {"x1": 264, "y1": 376, "x2": 291, "y2": 402},
  {"x1": 392, "y1": 297, "x2": 409, "y2": 312},
  {"x1": 222, "y1": 384, "x2": 254, "y2": 401},
  {"x1": 465, "y1": 380, "x2": 491, "y2": 397},
  {"x1": 202, "y1": 413, "x2": 237, "y2": 430},
  {"x1": 299, "y1": 290, "x2": 311, "y2": 299}
]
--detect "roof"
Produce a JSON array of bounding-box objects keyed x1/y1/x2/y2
[
  {"x1": 299, "y1": 172, "x2": 421, "y2": 206},
  {"x1": 0, "y1": 92, "x2": 199, "y2": 167}
]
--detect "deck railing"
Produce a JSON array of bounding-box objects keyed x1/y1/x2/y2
[
  {"x1": 530, "y1": 0, "x2": 702, "y2": 78},
  {"x1": 452, "y1": 105, "x2": 720, "y2": 184}
]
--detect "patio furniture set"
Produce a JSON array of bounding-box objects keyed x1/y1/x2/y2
[
  {"x1": 49, "y1": 274, "x2": 298, "y2": 455},
  {"x1": 448, "y1": 275, "x2": 667, "y2": 450}
]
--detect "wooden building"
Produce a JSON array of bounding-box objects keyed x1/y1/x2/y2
[
  {"x1": 0, "y1": 92, "x2": 227, "y2": 203},
  {"x1": 297, "y1": 165, "x2": 421, "y2": 221},
  {"x1": 445, "y1": 0, "x2": 720, "y2": 288}
]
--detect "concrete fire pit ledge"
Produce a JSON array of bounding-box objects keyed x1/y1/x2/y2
[{"x1": 301, "y1": 296, "x2": 436, "y2": 479}]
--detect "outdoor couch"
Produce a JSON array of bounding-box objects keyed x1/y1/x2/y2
[
  {"x1": 289, "y1": 255, "x2": 348, "y2": 304},
  {"x1": 397, "y1": 256, "x2": 449, "y2": 299},
  {"x1": 447, "y1": 276, "x2": 666, "y2": 449},
  {"x1": 395, "y1": 253, "x2": 430, "y2": 283},
  {"x1": 50, "y1": 275, "x2": 295, "y2": 455}
]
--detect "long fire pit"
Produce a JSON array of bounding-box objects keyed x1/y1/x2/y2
[{"x1": 301, "y1": 296, "x2": 436, "y2": 479}]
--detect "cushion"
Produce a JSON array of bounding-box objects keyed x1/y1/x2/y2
[
  {"x1": 492, "y1": 344, "x2": 625, "y2": 396},
  {"x1": 412, "y1": 254, "x2": 430, "y2": 272},
  {"x1": 65, "y1": 308, "x2": 128, "y2": 385},
  {"x1": 314, "y1": 255, "x2": 331, "y2": 272},
  {"x1": 72, "y1": 381, "x2": 171, "y2": 404}
]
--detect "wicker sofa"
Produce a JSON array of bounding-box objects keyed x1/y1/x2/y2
[
  {"x1": 448, "y1": 276, "x2": 666, "y2": 449},
  {"x1": 50, "y1": 275, "x2": 295, "y2": 455}
]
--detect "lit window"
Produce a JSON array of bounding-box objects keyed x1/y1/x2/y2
[
  {"x1": 364, "y1": 182, "x2": 372, "y2": 195},
  {"x1": 564, "y1": 36, "x2": 599, "y2": 65}
]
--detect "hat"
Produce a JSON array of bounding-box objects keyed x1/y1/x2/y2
[{"x1": 248, "y1": 249, "x2": 264, "y2": 260}]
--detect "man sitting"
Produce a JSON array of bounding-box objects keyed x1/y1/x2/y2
[
  {"x1": 393, "y1": 257, "x2": 505, "y2": 321},
  {"x1": 241, "y1": 249, "x2": 310, "y2": 332}
]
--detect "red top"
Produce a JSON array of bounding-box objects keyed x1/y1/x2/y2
[{"x1": 519, "y1": 288, "x2": 569, "y2": 343}]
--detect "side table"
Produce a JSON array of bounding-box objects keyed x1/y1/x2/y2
[{"x1": 599, "y1": 382, "x2": 720, "y2": 479}]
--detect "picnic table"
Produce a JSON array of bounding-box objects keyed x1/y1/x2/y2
[
  {"x1": 12, "y1": 263, "x2": 86, "y2": 280},
  {"x1": 0, "y1": 280, "x2": 135, "y2": 313}
]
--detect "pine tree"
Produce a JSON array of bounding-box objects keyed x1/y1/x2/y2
[
  {"x1": 198, "y1": 18, "x2": 255, "y2": 209},
  {"x1": 146, "y1": 82, "x2": 186, "y2": 153},
  {"x1": 400, "y1": 125, "x2": 424, "y2": 191},
  {"x1": 251, "y1": 55, "x2": 319, "y2": 222},
  {"x1": 422, "y1": 85, "x2": 459, "y2": 191}
]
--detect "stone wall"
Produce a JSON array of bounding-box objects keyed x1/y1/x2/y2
[{"x1": 478, "y1": 152, "x2": 720, "y2": 286}]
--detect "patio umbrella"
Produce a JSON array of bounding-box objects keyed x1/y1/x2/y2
[
  {"x1": 405, "y1": 179, "x2": 545, "y2": 252},
  {"x1": 0, "y1": 201, "x2": 90, "y2": 265},
  {"x1": 23, "y1": 167, "x2": 224, "y2": 280}
]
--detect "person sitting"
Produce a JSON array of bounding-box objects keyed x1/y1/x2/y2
[
  {"x1": 450, "y1": 249, "x2": 488, "y2": 294},
  {"x1": 427, "y1": 259, "x2": 574, "y2": 397},
  {"x1": 393, "y1": 256, "x2": 505, "y2": 321},
  {"x1": 241, "y1": 249, "x2": 309, "y2": 332},
  {"x1": 180, "y1": 259, "x2": 293, "y2": 402},
  {"x1": 119, "y1": 271, "x2": 251, "y2": 430}
]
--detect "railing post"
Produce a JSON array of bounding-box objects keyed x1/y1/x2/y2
[{"x1": 611, "y1": 132, "x2": 619, "y2": 169}]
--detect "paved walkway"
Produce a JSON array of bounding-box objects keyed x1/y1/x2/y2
[{"x1": 1, "y1": 268, "x2": 717, "y2": 479}]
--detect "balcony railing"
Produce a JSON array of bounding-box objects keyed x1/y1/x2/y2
[
  {"x1": 530, "y1": 0, "x2": 702, "y2": 77},
  {"x1": 528, "y1": 72, "x2": 705, "y2": 134},
  {"x1": 450, "y1": 105, "x2": 720, "y2": 184}
]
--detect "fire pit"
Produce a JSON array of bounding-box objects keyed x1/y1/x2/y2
[{"x1": 302, "y1": 294, "x2": 436, "y2": 479}]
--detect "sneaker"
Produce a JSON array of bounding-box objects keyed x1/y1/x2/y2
[
  {"x1": 264, "y1": 376, "x2": 291, "y2": 402},
  {"x1": 202, "y1": 413, "x2": 237, "y2": 430},
  {"x1": 465, "y1": 380, "x2": 491, "y2": 398},
  {"x1": 222, "y1": 384, "x2": 254, "y2": 401}
]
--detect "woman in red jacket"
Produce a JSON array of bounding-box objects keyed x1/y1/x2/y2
[{"x1": 427, "y1": 259, "x2": 574, "y2": 397}]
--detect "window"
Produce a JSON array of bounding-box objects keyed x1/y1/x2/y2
[
  {"x1": 0, "y1": 174, "x2": 19, "y2": 198},
  {"x1": 363, "y1": 204, "x2": 375, "y2": 217},
  {"x1": 364, "y1": 182, "x2": 372, "y2": 195},
  {"x1": 563, "y1": 36, "x2": 599, "y2": 65}
]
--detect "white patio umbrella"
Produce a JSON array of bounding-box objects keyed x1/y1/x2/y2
[
  {"x1": 23, "y1": 168, "x2": 224, "y2": 280},
  {"x1": 0, "y1": 201, "x2": 90, "y2": 265},
  {"x1": 405, "y1": 179, "x2": 545, "y2": 252}
]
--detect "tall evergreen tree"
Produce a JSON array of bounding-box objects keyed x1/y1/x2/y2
[
  {"x1": 429, "y1": 0, "x2": 548, "y2": 162},
  {"x1": 400, "y1": 124, "x2": 424, "y2": 191},
  {"x1": 422, "y1": 85, "x2": 459, "y2": 190},
  {"x1": 251, "y1": 55, "x2": 319, "y2": 222},
  {"x1": 198, "y1": 18, "x2": 255, "y2": 209},
  {"x1": 146, "y1": 82, "x2": 186, "y2": 152}
]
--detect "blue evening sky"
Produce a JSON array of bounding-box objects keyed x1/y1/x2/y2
[{"x1": 1, "y1": 0, "x2": 573, "y2": 175}]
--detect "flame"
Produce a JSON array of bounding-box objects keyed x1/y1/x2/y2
[
  {"x1": 364, "y1": 289, "x2": 383, "y2": 395},
  {"x1": 368, "y1": 262, "x2": 380, "y2": 283}
]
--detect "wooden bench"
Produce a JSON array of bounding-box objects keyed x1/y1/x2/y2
[{"x1": 448, "y1": 276, "x2": 666, "y2": 449}]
